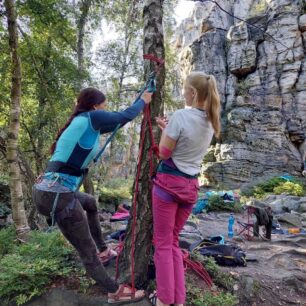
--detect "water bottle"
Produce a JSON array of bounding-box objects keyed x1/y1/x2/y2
[{"x1": 228, "y1": 214, "x2": 235, "y2": 238}]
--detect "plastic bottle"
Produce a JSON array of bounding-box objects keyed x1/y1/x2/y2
[{"x1": 228, "y1": 213, "x2": 235, "y2": 238}]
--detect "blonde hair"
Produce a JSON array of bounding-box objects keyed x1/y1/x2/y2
[{"x1": 185, "y1": 71, "x2": 221, "y2": 138}]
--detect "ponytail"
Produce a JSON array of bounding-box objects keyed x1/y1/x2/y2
[
  {"x1": 50, "y1": 88, "x2": 106, "y2": 155},
  {"x1": 185, "y1": 72, "x2": 221, "y2": 138},
  {"x1": 206, "y1": 75, "x2": 221, "y2": 138}
]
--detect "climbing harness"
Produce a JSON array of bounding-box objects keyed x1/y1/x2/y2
[
  {"x1": 130, "y1": 54, "x2": 164, "y2": 291},
  {"x1": 43, "y1": 54, "x2": 163, "y2": 235}
]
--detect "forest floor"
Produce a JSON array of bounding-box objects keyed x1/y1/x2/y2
[{"x1": 22, "y1": 210, "x2": 306, "y2": 306}]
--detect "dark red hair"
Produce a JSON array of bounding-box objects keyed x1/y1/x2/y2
[{"x1": 50, "y1": 88, "x2": 106, "y2": 154}]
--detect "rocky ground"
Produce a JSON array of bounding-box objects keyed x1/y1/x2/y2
[
  {"x1": 193, "y1": 211, "x2": 306, "y2": 306},
  {"x1": 23, "y1": 197, "x2": 305, "y2": 306}
]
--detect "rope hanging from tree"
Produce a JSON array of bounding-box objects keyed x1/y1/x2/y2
[
  {"x1": 113, "y1": 54, "x2": 213, "y2": 291},
  {"x1": 118, "y1": 54, "x2": 163, "y2": 291}
]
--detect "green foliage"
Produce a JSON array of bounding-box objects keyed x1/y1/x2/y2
[
  {"x1": 249, "y1": 177, "x2": 305, "y2": 198},
  {"x1": 78, "y1": 269, "x2": 96, "y2": 294},
  {"x1": 0, "y1": 173, "x2": 9, "y2": 185},
  {"x1": 103, "y1": 176, "x2": 133, "y2": 191},
  {"x1": 251, "y1": 177, "x2": 284, "y2": 196},
  {"x1": 0, "y1": 230, "x2": 75, "y2": 305},
  {"x1": 249, "y1": 0, "x2": 268, "y2": 17},
  {"x1": 0, "y1": 203, "x2": 11, "y2": 218},
  {"x1": 97, "y1": 177, "x2": 133, "y2": 206},
  {"x1": 186, "y1": 284, "x2": 238, "y2": 306},
  {"x1": 236, "y1": 79, "x2": 251, "y2": 97},
  {"x1": 206, "y1": 195, "x2": 242, "y2": 213},
  {"x1": 1, "y1": 0, "x2": 84, "y2": 175},
  {"x1": 273, "y1": 181, "x2": 304, "y2": 196},
  {"x1": 0, "y1": 226, "x2": 16, "y2": 258},
  {"x1": 192, "y1": 254, "x2": 235, "y2": 291}
]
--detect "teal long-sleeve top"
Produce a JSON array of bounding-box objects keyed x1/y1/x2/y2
[{"x1": 44, "y1": 98, "x2": 145, "y2": 191}]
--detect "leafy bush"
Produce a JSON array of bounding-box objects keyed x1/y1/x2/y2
[
  {"x1": 0, "y1": 230, "x2": 76, "y2": 305},
  {"x1": 192, "y1": 254, "x2": 234, "y2": 291},
  {"x1": 0, "y1": 203, "x2": 11, "y2": 218},
  {"x1": 186, "y1": 255, "x2": 238, "y2": 305},
  {"x1": 0, "y1": 174, "x2": 9, "y2": 185},
  {"x1": 254, "y1": 177, "x2": 284, "y2": 193},
  {"x1": 273, "y1": 181, "x2": 304, "y2": 196},
  {"x1": 98, "y1": 186, "x2": 131, "y2": 207},
  {"x1": 0, "y1": 226, "x2": 16, "y2": 258},
  {"x1": 250, "y1": 177, "x2": 305, "y2": 198},
  {"x1": 97, "y1": 177, "x2": 133, "y2": 206},
  {"x1": 206, "y1": 195, "x2": 242, "y2": 213}
]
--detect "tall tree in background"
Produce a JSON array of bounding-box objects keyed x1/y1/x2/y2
[
  {"x1": 77, "y1": 0, "x2": 92, "y2": 90},
  {"x1": 76, "y1": 0, "x2": 95, "y2": 194},
  {"x1": 17, "y1": 0, "x2": 79, "y2": 175},
  {"x1": 120, "y1": 0, "x2": 165, "y2": 287},
  {"x1": 5, "y1": 0, "x2": 30, "y2": 240},
  {"x1": 93, "y1": 0, "x2": 143, "y2": 181}
]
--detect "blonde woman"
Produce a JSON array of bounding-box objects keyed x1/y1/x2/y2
[{"x1": 153, "y1": 72, "x2": 221, "y2": 306}]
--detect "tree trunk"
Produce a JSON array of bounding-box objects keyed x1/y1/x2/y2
[
  {"x1": 36, "y1": 37, "x2": 52, "y2": 174},
  {"x1": 120, "y1": 0, "x2": 165, "y2": 288},
  {"x1": 76, "y1": 0, "x2": 94, "y2": 195},
  {"x1": 0, "y1": 134, "x2": 47, "y2": 230},
  {"x1": 5, "y1": 0, "x2": 30, "y2": 241},
  {"x1": 77, "y1": 0, "x2": 91, "y2": 90},
  {"x1": 18, "y1": 149, "x2": 47, "y2": 230}
]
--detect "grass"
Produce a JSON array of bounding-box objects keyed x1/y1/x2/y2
[
  {"x1": 0, "y1": 227, "x2": 81, "y2": 305},
  {"x1": 185, "y1": 256, "x2": 238, "y2": 305},
  {"x1": 186, "y1": 287, "x2": 238, "y2": 306}
]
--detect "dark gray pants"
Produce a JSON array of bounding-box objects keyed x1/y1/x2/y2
[{"x1": 32, "y1": 187, "x2": 119, "y2": 293}]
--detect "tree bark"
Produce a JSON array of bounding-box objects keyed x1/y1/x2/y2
[
  {"x1": 77, "y1": 0, "x2": 91, "y2": 90},
  {"x1": 0, "y1": 134, "x2": 47, "y2": 230},
  {"x1": 35, "y1": 36, "x2": 52, "y2": 174},
  {"x1": 5, "y1": 0, "x2": 30, "y2": 241},
  {"x1": 76, "y1": 0, "x2": 95, "y2": 195},
  {"x1": 120, "y1": 0, "x2": 165, "y2": 288}
]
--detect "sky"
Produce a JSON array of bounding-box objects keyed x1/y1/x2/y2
[
  {"x1": 97, "y1": 0, "x2": 195, "y2": 44},
  {"x1": 91, "y1": 0, "x2": 195, "y2": 80},
  {"x1": 174, "y1": 0, "x2": 195, "y2": 24}
]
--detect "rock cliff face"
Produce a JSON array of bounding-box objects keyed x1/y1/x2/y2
[{"x1": 174, "y1": 0, "x2": 306, "y2": 188}]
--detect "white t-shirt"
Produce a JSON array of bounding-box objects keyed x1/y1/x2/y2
[{"x1": 164, "y1": 108, "x2": 214, "y2": 176}]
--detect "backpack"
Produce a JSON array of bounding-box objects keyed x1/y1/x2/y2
[{"x1": 190, "y1": 240, "x2": 247, "y2": 267}]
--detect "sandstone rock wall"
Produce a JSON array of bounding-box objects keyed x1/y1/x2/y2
[{"x1": 174, "y1": 0, "x2": 306, "y2": 188}]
